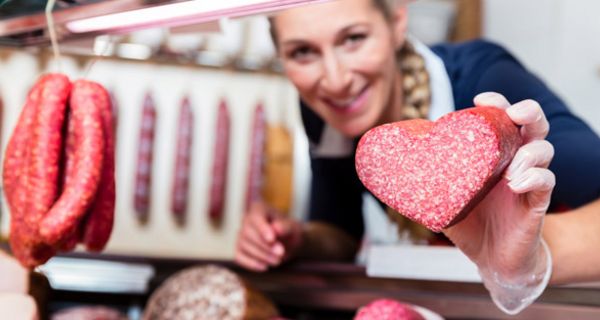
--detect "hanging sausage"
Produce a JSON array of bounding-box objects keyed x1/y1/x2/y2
[
  {"x1": 245, "y1": 103, "x2": 265, "y2": 212},
  {"x1": 3, "y1": 74, "x2": 115, "y2": 268},
  {"x1": 81, "y1": 83, "x2": 117, "y2": 252},
  {"x1": 208, "y1": 99, "x2": 230, "y2": 223},
  {"x1": 133, "y1": 93, "x2": 157, "y2": 223},
  {"x1": 171, "y1": 96, "x2": 194, "y2": 225}
]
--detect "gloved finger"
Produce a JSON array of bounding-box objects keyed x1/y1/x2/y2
[
  {"x1": 508, "y1": 167, "x2": 555, "y2": 212},
  {"x1": 247, "y1": 206, "x2": 276, "y2": 243},
  {"x1": 234, "y1": 250, "x2": 267, "y2": 272},
  {"x1": 508, "y1": 167, "x2": 555, "y2": 193},
  {"x1": 506, "y1": 140, "x2": 555, "y2": 180},
  {"x1": 474, "y1": 92, "x2": 512, "y2": 110},
  {"x1": 506, "y1": 99, "x2": 549, "y2": 142},
  {"x1": 238, "y1": 238, "x2": 282, "y2": 266}
]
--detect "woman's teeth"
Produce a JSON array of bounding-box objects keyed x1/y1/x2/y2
[
  {"x1": 324, "y1": 87, "x2": 368, "y2": 112},
  {"x1": 331, "y1": 97, "x2": 357, "y2": 108}
]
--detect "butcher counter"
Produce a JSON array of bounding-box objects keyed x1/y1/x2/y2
[{"x1": 31, "y1": 252, "x2": 600, "y2": 320}]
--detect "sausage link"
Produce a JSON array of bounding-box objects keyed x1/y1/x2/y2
[
  {"x1": 133, "y1": 93, "x2": 156, "y2": 222},
  {"x1": 208, "y1": 99, "x2": 230, "y2": 221},
  {"x1": 3, "y1": 81, "x2": 43, "y2": 210},
  {"x1": 82, "y1": 82, "x2": 115, "y2": 252},
  {"x1": 171, "y1": 96, "x2": 193, "y2": 223},
  {"x1": 59, "y1": 228, "x2": 80, "y2": 252},
  {"x1": 58, "y1": 109, "x2": 78, "y2": 252},
  {"x1": 4, "y1": 79, "x2": 45, "y2": 267},
  {"x1": 39, "y1": 79, "x2": 105, "y2": 246},
  {"x1": 245, "y1": 103, "x2": 265, "y2": 211},
  {"x1": 8, "y1": 74, "x2": 71, "y2": 268}
]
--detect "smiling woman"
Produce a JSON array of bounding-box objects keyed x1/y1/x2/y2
[
  {"x1": 234, "y1": 0, "x2": 600, "y2": 315},
  {"x1": 272, "y1": 0, "x2": 408, "y2": 137}
]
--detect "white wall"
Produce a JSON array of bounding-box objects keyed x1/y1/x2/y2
[{"x1": 483, "y1": 0, "x2": 600, "y2": 134}]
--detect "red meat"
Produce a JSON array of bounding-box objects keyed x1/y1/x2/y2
[
  {"x1": 355, "y1": 107, "x2": 521, "y2": 232},
  {"x1": 354, "y1": 299, "x2": 425, "y2": 320}
]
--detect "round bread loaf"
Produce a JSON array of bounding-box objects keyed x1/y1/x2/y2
[{"x1": 143, "y1": 265, "x2": 278, "y2": 320}]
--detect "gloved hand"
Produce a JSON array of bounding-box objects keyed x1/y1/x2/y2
[{"x1": 444, "y1": 92, "x2": 555, "y2": 315}]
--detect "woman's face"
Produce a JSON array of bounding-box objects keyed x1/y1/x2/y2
[{"x1": 273, "y1": 0, "x2": 406, "y2": 137}]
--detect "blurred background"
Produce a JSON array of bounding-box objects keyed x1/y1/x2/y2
[
  {"x1": 2, "y1": 0, "x2": 598, "y2": 260},
  {"x1": 0, "y1": 1, "x2": 598, "y2": 319}
]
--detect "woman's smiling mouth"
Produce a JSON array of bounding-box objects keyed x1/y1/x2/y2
[{"x1": 323, "y1": 86, "x2": 370, "y2": 114}]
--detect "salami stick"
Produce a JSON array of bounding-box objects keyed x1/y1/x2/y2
[
  {"x1": 133, "y1": 93, "x2": 156, "y2": 222},
  {"x1": 39, "y1": 80, "x2": 105, "y2": 246},
  {"x1": 171, "y1": 96, "x2": 194, "y2": 223},
  {"x1": 81, "y1": 83, "x2": 115, "y2": 252},
  {"x1": 245, "y1": 103, "x2": 265, "y2": 211},
  {"x1": 208, "y1": 99, "x2": 230, "y2": 222},
  {"x1": 6, "y1": 74, "x2": 70, "y2": 268}
]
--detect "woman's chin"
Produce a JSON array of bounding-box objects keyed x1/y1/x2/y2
[{"x1": 335, "y1": 121, "x2": 373, "y2": 139}]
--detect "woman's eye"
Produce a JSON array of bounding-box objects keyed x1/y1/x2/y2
[
  {"x1": 288, "y1": 46, "x2": 316, "y2": 62},
  {"x1": 344, "y1": 33, "x2": 367, "y2": 47}
]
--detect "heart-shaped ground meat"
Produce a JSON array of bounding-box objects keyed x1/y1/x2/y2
[{"x1": 356, "y1": 107, "x2": 521, "y2": 232}]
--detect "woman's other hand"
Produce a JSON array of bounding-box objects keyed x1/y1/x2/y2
[{"x1": 234, "y1": 202, "x2": 303, "y2": 272}]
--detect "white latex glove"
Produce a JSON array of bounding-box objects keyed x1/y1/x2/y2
[{"x1": 444, "y1": 92, "x2": 555, "y2": 315}]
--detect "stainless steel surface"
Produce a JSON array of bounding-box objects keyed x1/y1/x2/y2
[{"x1": 0, "y1": 0, "x2": 326, "y2": 47}]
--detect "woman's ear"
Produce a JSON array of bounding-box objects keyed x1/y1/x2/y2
[{"x1": 391, "y1": 5, "x2": 409, "y2": 50}]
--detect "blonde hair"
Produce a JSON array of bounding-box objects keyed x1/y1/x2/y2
[
  {"x1": 397, "y1": 41, "x2": 431, "y2": 119},
  {"x1": 371, "y1": 0, "x2": 431, "y2": 118},
  {"x1": 270, "y1": 0, "x2": 395, "y2": 43},
  {"x1": 372, "y1": 0, "x2": 395, "y2": 20}
]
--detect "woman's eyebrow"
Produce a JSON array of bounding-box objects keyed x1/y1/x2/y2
[
  {"x1": 338, "y1": 23, "x2": 369, "y2": 33},
  {"x1": 279, "y1": 22, "x2": 369, "y2": 47},
  {"x1": 332, "y1": 23, "x2": 370, "y2": 41},
  {"x1": 280, "y1": 39, "x2": 310, "y2": 48}
]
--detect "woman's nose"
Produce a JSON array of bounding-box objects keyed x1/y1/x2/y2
[{"x1": 320, "y1": 52, "x2": 352, "y2": 96}]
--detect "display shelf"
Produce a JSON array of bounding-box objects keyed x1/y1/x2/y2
[{"x1": 40, "y1": 252, "x2": 600, "y2": 320}]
